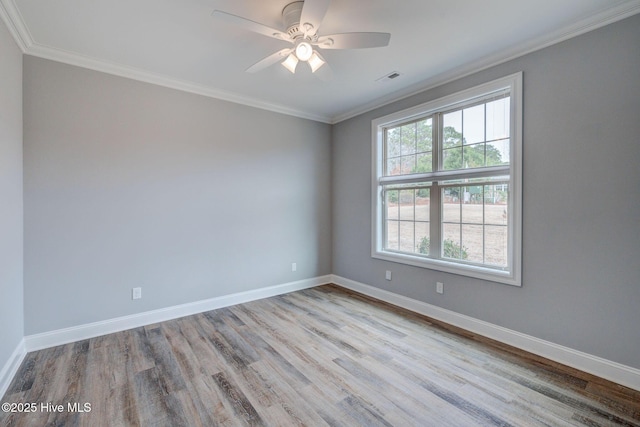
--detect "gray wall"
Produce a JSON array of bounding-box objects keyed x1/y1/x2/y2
[
  {"x1": 0, "y1": 19, "x2": 24, "y2": 368},
  {"x1": 332, "y1": 14, "x2": 640, "y2": 369},
  {"x1": 23, "y1": 57, "x2": 332, "y2": 334},
  {"x1": 12, "y1": 11, "x2": 640, "y2": 372}
]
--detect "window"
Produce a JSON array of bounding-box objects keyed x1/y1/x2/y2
[{"x1": 372, "y1": 73, "x2": 522, "y2": 286}]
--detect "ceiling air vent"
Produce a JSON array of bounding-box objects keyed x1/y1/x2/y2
[{"x1": 376, "y1": 71, "x2": 402, "y2": 83}]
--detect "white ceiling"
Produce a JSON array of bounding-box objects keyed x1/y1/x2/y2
[{"x1": 2, "y1": 0, "x2": 639, "y2": 123}]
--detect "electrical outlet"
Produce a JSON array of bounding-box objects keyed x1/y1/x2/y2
[
  {"x1": 436, "y1": 282, "x2": 444, "y2": 294},
  {"x1": 385, "y1": 270, "x2": 392, "y2": 281},
  {"x1": 132, "y1": 287, "x2": 142, "y2": 300},
  {"x1": 292, "y1": 262, "x2": 297, "y2": 272}
]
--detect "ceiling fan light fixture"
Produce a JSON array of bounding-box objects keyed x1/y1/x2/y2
[
  {"x1": 295, "y1": 41, "x2": 313, "y2": 62},
  {"x1": 282, "y1": 53, "x2": 299, "y2": 73},
  {"x1": 213, "y1": 1, "x2": 391, "y2": 75},
  {"x1": 308, "y1": 52, "x2": 325, "y2": 73}
]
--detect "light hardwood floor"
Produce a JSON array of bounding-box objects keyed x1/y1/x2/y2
[{"x1": 2, "y1": 285, "x2": 639, "y2": 426}]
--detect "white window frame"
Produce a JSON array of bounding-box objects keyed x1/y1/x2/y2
[{"x1": 371, "y1": 73, "x2": 523, "y2": 286}]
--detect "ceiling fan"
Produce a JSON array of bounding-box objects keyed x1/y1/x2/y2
[{"x1": 212, "y1": 0, "x2": 391, "y2": 74}]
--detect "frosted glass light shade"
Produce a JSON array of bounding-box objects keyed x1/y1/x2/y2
[
  {"x1": 295, "y1": 42, "x2": 313, "y2": 61},
  {"x1": 282, "y1": 54, "x2": 299, "y2": 73},
  {"x1": 308, "y1": 52, "x2": 325, "y2": 73}
]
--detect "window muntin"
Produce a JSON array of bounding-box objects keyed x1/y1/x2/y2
[
  {"x1": 372, "y1": 73, "x2": 522, "y2": 286},
  {"x1": 385, "y1": 117, "x2": 433, "y2": 176},
  {"x1": 442, "y1": 95, "x2": 510, "y2": 171},
  {"x1": 384, "y1": 187, "x2": 431, "y2": 255},
  {"x1": 441, "y1": 182, "x2": 509, "y2": 268}
]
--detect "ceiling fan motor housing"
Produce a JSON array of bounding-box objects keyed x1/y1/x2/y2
[{"x1": 282, "y1": 1, "x2": 306, "y2": 39}]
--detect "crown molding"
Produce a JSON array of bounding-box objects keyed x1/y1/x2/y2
[
  {"x1": 0, "y1": 1, "x2": 332, "y2": 124},
  {"x1": 329, "y1": 0, "x2": 640, "y2": 123},
  {"x1": 25, "y1": 43, "x2": 332, "y2": 123},
  {"x1": 2, "y1": 0, "x2": 639, "y2": 125},
  {"x1": 0, "y1": 0, "x2": 32, "y2": 51}
]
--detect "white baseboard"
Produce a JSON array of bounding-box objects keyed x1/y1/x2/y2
[
  {"x1": 0, "y1": 338, "x2": 26, "y2": 399},
  {"x1": 14, "y1": 274, "x2": 640, "y2": 394},
  {"x1": 25, "y1": 275, "x2": 332, "y2": 352},
  {"x1": 331, "y1": 274, "x2": 640, "y2": 392}
]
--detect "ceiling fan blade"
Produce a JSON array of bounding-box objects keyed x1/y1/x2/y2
[
  {"x1": 212, "y1": 10, "x2": 291, "y2": 42},
  {"x1": 315, "y1": 32, "x2": 391, "y2": 49},
  {"x1": 246, "y1": 48, "x2": 292, "y2": 73},
  {"x1": 299, "y1": 0, "x2": 330, "y2": 35}
]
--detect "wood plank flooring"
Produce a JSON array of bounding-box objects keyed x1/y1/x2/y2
[{"x1": 2, "y1": 284, "x2": 639, "y2": 426}]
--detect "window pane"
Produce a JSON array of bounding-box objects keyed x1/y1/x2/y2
[
  {"x1": 399, "y1": 221, "x2": 415, "y2": 253},
  {"x1": 443, "y1": 110, "x2": 462, "y2": 148},
  {"x1": 401, "y1": 155, "x2": 415, "y2": 174},
  {"x1": 461, "y1": 186, "x2": 483, "y2": 224},
  {"x1": 415, "y1": 152, "x2": 432, "y2": 173},
  {"x1": 386, "y1": 190, "x2": 399, "y2": 220},
  {"x1": 415, "y1": 221, "x2": 430, "y2": 255},
  {"x1": 441, "y1": 183, "x2": 510, "y2": 266},
  {"x1": 485, "y1": 225, "x2": 508, "y2": 267},
  {"x1": 388, "y1": 125, "x2": 401, "y2": 147},
  {"x1": 442, "y1": 223, "x2": 462, "y2": 260},
  {"x1": 462, "y1": 224, "x2": 483, "y2": 263},
  {"x1": 462, "y1": 143, "x2": 485, "y2": 168},
  {"x1": 443, "y1": 147, "x2": 462, "y2": 170},
  {"x1": 484, "y1": 184, "x2": 508, "y2": 225},
  {"x1": 401, "y1": 122, "x2": 417, "y2": 155},
  {"x1": 415, "y1": 188, "x2": 430, "y2": 221},
  {"x1": 385, "y1": 187, "x2": 431, "y2": 255},
  {"x1": 385, "y1": 220, "x2": 399, "y2": 250},
  {"x1": 486, "y1": 97, "x2": 510, "y2": 141},
  {"x1": 416, "y1": 118, "x2": 433, "y2": 153},
  {"x1": 386, "y1": 128, "x2": 401, "y2": 160},
  {"x1": 399, "y1": 190, "x2": 414, "y2": 221},
  {"x1": 442, "y1": 187, "x2": 461, "y2": 223},
  {"x1": 487, "y1": 139, "x2": 509, "y2": 166},
  {"x1": 386, "y1": 157, "x2": 401, "y2": 176},
  {"x1": 463, "y1": 104, "x2": 485, "y2": 145}
]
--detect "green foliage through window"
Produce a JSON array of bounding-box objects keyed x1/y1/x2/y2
[
  {"x1": 418, "y1": 237, "x2": 468, "y2": 260},
  {"x1": 441, "y1": 127, "x2": 504, "y2": 170}
]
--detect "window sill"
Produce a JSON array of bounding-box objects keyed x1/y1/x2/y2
[{"x1": 372, "y1": 250, "x2": 521, "y2": 287}]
